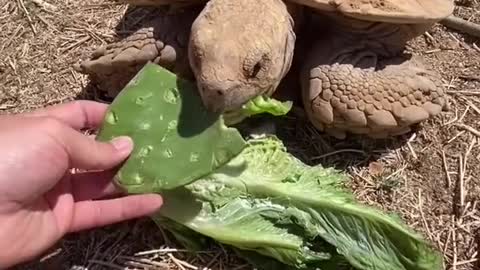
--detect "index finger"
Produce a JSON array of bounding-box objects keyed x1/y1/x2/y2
[
  {"x1": 68, "y1": 194, "x2": 163, "y2": 233},
  {"x1": 26, "y1": 100, "x2": 110, "y2": 130}
]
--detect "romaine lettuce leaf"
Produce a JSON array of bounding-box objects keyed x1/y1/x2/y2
[{"x1": 154, "y1": 137, "x2": 444, "y2": 270}]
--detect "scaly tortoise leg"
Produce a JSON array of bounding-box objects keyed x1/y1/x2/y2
[
  {"x1": 300, "y1": 28, "x2": 448, "y2": 139},
  {"x1": 74, "y1": 6, "x2": 202, "y2": 99}
]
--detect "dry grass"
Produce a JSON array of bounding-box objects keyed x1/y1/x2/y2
[{"x1": 2, "y1": 0, "x2": 480, "y2": 269}]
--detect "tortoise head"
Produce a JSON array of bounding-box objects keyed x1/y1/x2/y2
[{"x1": 188, "y1": 0, "x2": 296, "y2": 113}]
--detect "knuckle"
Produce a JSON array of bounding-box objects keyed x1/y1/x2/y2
[
  {"x1": 88, "y1": 142, "x2": 116, "y2": 169},
  {"x1": 69, "y1": 100, "x2": 87, "y2": 115}
]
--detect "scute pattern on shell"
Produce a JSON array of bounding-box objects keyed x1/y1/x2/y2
[
  {"x1": 287, "y1": 0, "x2": 454, "y2": 24},
  {"x1": 346, "y1": 0, "x2": 400, "y2": 12}
]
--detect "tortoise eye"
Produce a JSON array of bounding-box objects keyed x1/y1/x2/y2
[
  {"x1": 250, "y1": 61, "x2": 262, "y2": 78},
  {"x1": 244, "y1": 53, "x2": 270, "y2": 79}
]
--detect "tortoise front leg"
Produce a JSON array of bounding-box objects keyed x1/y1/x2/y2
[
  {"x1": 299, "y1": 29, "x2": 448, "y2": 139},
  {"x1": 75, "y1": 6, "x2": 202, "y2": 99}
]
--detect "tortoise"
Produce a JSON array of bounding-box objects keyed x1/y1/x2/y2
[{"x1": 75, "y1": 0, "x2": 454, "y2": 139}]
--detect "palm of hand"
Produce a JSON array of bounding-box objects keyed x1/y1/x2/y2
[{"x1": 0, "y1": 101, "x2": 163, "y2": 268}]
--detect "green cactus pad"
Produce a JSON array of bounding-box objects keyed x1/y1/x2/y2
[{"x1": 96, "y1": 62, "x2": 247, "y2": 192}]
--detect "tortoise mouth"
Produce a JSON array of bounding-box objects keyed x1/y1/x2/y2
[
  {"x1": 199, "y1": 83, "x2": 273, "y2": 115},
  {"x1": 223, "y1": 90, "x2": 272, "y2": 114}
]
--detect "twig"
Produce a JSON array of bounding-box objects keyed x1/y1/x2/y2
[
  {"x1": 424, "y1": 31, "x2": 436, "y2": 45},
  {"x1": 35, "y1": 13, "x2": 59, "y2": 32},
  {"x1": 425, "y1": 48, "x2": 442, "y2": 54},
  {"x1": 473, "y1": 43, "x2": 480, "y2": 53},
  {"x1": 385, "y1": 164, "x2": 407, "y2": 181},
  {"x1": 39, "y1": 248, "x2": 62, "y2": 262},
  {"x1": 452, "y1": 216, "x2": 458, "y2": 270},
  {"x1": 169, "y1": 254, "x2": 187, "y2": 270},
  {"x1": 17, "y1": 0, "x2": 37, "y2": 35},
  {"x1": 418, "y1": 189, "x2": 433, "y2": 240},
  {"x1": 204, "y1": 252, "x2": 222, "y2": 269},
  {"x1": 453, "y1": 258, "x2": 478, "y2": 266},
  {"x1": 0, "y1": 104, "x2": 16, "y2": 110},
  {"x1": 458, "y1": 106, "x2": 470, "y2": 123},
  {"x1": 442, "y1": 227, "x2": 452, "y2": 257},
  {"x1": 458, "y1": 74, "x2": 480, "y2": 82},
  {"x1": 352, "y1": 170, "x2": 376, "y2": 187},
  {"x1": 31, "y1": 0, "x2": 58, "y2": 11},
  {"x1": 448, "y1": 32, "x2": 462, "y2": 47},
  {"x1": 458, "y1": 155, "x2": 465, "y2": 210},
  {"x1": 135, "y1": 248, "x2": 207, "y2": 256},
  {"x1": 168, "y1": 253, "x2": 198, "y2": 270},
  {"x1": 454, "y1": 123, "x2": 480, "y2": 137},
  {"x1": 458, "y1": 137, "x2": 476, "y2": 212},
  {"x1": 60, "y1": 36, "x2": 91, "y2": 53},
  {"x1": 441, "y1": 15, "x2": 480, "y2": 38},
  {"x1": 459, "y1": 96, "x2": 480, "y2": 115},
  {"x1": 446, "y1": 131, "x2": 465, "y2": 145},
  {"x1": 122, "y1": 260, "x2": 156, "y2": 269},
  {"x1": 447, "y1": 90, "x2": 480, "y2": 96},
  {"x1": 406, "y1": 133, "x2": 418, "y2": 160},
  {"x1": 441, "y1": 150, "x2": 452, "y2": 188},
  {"x1": 117, "y1": 255, "x2": 169, "y2": 268},
  {"x1": 311, "y1": 149, "x2": 366, "y2": 160}
]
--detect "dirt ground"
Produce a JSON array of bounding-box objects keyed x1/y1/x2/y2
[{"x1": 2, "y1": 0, "x2": 480, "y2": 269}]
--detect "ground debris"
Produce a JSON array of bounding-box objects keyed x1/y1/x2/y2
[{"x1": 2, "y1": 0, "x2": 480, "y2": 270}]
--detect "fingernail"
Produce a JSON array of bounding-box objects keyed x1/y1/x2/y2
[{"x1": 111, "y1": 136, "x2": 134, "y2": 153}]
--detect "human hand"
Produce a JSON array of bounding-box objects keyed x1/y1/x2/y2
[{"x1": 0, "y1": 101, "x2": 163, "y2": 269}]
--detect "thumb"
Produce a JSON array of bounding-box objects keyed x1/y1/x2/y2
[{"x1": 56, "y1": 124, "x2": 134, "y2": 170}]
